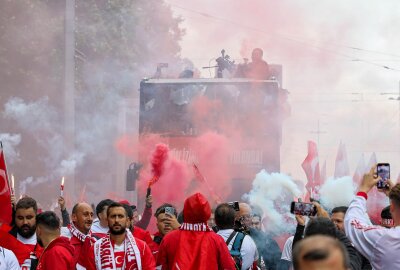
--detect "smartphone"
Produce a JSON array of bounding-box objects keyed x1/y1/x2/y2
[
  {"x1": 227, "y1": 201, "x2": 240, "y2": 211},
  {"x1": 376, "y1": 163, "x2": 390, "y2": 189},
  {"x1": 165, "y1": 206, "x2": 175, "y2": 217},
  {"x1": 290, "y1": 201, "x2": 317, "y2": 216}
]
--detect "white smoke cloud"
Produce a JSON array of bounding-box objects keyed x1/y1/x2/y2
[
  {"x1": 19, "y1": 176, "x2": 48, "y2": 195},
  {"x1": 243, "y1": 169, "x2": 302, "y2": 234},
  {"x1": 0, "y1": 133, "x2": 21, "y2": 164},
  {"x1": 319, "y1": 176, "x2": 356, "y2": 210},
  {"x1": 58, "y1": 152, "x2": 85, "y2": 176},
  {"x1": 3, "y1": 97, "x2": 58, "y2": 132},
  {"x1": 4, "y1": 97, "x2": 85, "y2": 195}
]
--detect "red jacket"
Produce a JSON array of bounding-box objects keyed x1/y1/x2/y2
[
  {"x1": 70, "y1": 235, "x2": 93, "y2": 268},
  {"x1": 37, "y1": 236, "x2": 75, "y2": 270},
  {"x1": 133, "y1": 226, "x2": 159, "y2": 256},
  {"x1": 151, "y1": 231, "x2": 163, "y2": 264},
  {"x1": 157, "y1": 193, "x2": 235, "y2": 270}
]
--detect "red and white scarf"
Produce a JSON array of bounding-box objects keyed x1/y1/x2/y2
[
  {"x1": 94, "y1": 229, "x2": 141, "y2": 270},
  {"x1": 67, "y1": 223, "x2": 94, "y2": 242},
  {"x1": 67, "y1": 223, "x2": 91, "y2": 242},
  {"x1": 179, "y1": 222, "x2": 213, "y2": 232}
]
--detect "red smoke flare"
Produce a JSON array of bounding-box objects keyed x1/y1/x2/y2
[{"x1": 149, "y1": 143, "x2": 169, "y2": 187}]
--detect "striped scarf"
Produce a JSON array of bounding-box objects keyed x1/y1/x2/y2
[
  {"x1": 94, "y1": 229, "x2": 141, "y2": 270},
  {"x1": 179, "y1": 222, "x2": 213, "y2": 232}
]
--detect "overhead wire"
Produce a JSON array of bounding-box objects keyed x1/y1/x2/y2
[{"x1": 166, "y1": 1, "x2": 400, "y2": 72}]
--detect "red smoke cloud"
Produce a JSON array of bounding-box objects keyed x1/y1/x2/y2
[{"x1": 150, "y1": 143, "x2": 169, "y2": 185}]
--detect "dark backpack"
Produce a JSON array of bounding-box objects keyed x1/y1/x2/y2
[{"x1": 226, "y1": 231, "x2": 245, "y2": 270}]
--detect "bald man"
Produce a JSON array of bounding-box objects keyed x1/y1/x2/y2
[
  {"x1": 61, "y1": 202, "x2": 95, "y2": 269},
  {"x1": 292, "y1": 235, "x2": 349, "y2": 270}
]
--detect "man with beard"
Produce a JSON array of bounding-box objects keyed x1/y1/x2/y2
[
  {"x1": 120, "y1": 201, "x2": 158, "y2": 258},
  {"x1": 9, "y1": 197, "x2": 43, "y2": 269},
  {"x1": 36, "y1": 211, "x2": 75, "y2": 270},
  {"x1": 87, "y1": 202, "x2": 155, "y2": 270},
  {"x1": 61, "y1": 202, "x2": 96, "y2": 269}
]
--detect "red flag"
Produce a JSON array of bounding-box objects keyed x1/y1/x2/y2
[
  {"x1": 192, "y1": 163, "x2": 221, "y2": 204},
  {"x1": 334, "y1": 141, "x2": 350, "y2": 178},
  {"x1": 192, "y1": 163, "x2": 205, "y2": 183},
  {"x1": 301, "y1": 141, "x2": 321, "y2": 198},
  {"x1": 0, "y1": 143, "x2": 12, "y2": 225}
]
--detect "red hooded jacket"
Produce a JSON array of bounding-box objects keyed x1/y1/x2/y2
[
  {"x1": 157, "y1": 193, "x2": 235, "y2": 270},
  {"x1": 36, "y1": 236, "x2": 75, "y2": 270}
]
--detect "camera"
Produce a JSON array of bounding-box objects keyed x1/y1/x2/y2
[{"x1": 227, "y1": 201, "x2": 240, "y2": 211}]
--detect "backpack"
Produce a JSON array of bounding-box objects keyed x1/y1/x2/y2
[{"x1": 226, "y1": 231, "x2": 245, "y2": 270}]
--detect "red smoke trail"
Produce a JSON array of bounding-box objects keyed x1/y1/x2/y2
[{"x1": 148, "y1": 143, "x2": 169, "y2": 187}]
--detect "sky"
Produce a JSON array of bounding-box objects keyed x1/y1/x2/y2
[
  {"x1": 167, "y1": 0, "x2": 400, "y2": 181},
  {"x1": 1, "y1": 1, "x2": 400, "y2": 207}
]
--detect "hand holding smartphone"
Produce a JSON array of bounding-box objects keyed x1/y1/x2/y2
[
  {"x1": 290, "y1": 201, "x2": 317, "y2": 216},
  {"x1": 165, "y1": 206, "x2": 175, "y2": 217},
  {"x1": 376, "y1": 163, "x2": 390, "y2": 189}
]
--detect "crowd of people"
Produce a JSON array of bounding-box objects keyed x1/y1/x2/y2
[{"x1": 0, "y1": 166, "x2": 399, "y2": 270}]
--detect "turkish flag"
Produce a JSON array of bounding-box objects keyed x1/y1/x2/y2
[
  {"x1": 0, "y1": 144, "x2": 12, "y2": 225},
  {"x1": 301, "y1": 141, "x2": 322, "y2": 198}
]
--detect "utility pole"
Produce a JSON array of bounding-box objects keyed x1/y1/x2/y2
[
  {"x1": 64, "y1": 0, "x2": 76, "y2": 198},
  {"x1": 310, "y1": 120, "x2": 327, "y2": 147}
]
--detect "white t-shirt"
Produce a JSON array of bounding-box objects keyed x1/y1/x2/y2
[
  {"x1": 217, "y1": 229, "x2": 258, "y2": 270},
  {"x1": 91, "y1": 219, "x2": 109, "y2": 234},
  {"x1": 17, "y1": 232, "x2": 37, "y2": 245},
  {"x1": 281, "y1": 236, "x2": 293, "y2": 262},
  {"x1": 113, "y1": 243, "x2": 125, "y2": 270},
  {"x1": 0, "y1": 247, "x2": 19, "y2": 270},
  {"x1": 281, "y1": 235, "x2": 294, "y2": 270},
  {"x1": 60, "y1": 226, "x2": 73, "y2": 239}
]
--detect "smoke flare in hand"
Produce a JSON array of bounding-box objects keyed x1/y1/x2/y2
[{"x1": 149, "y1": 143, "x2": 169, "y2": 187}]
